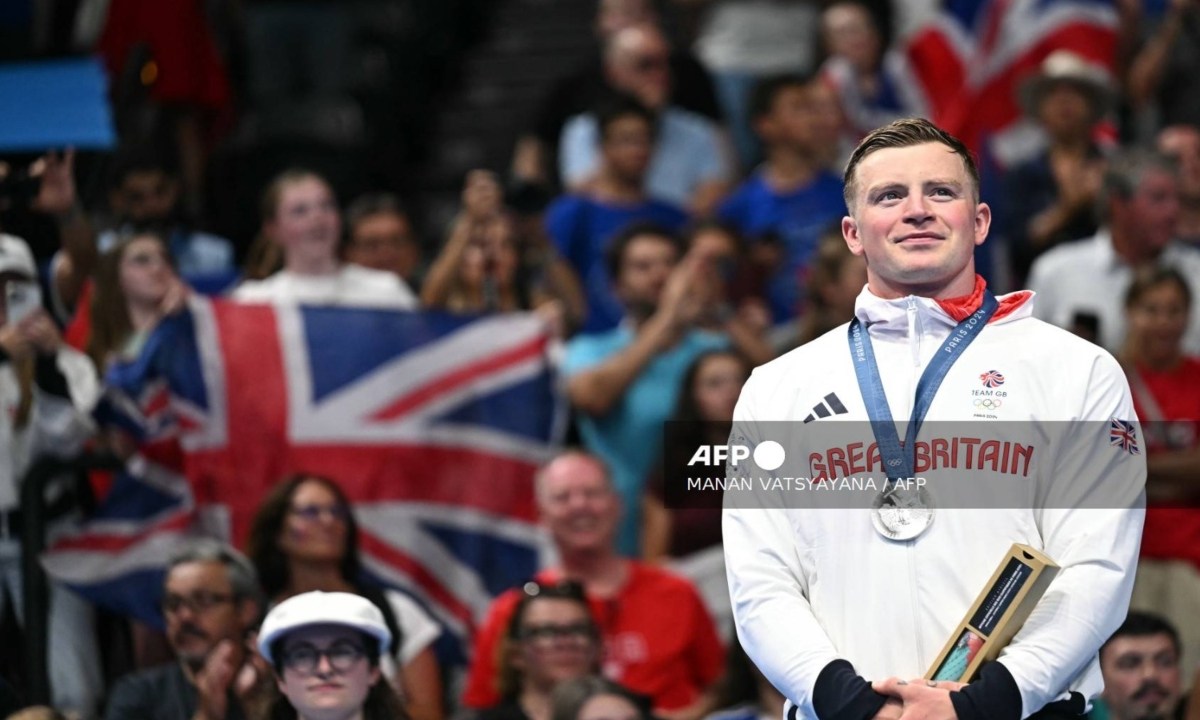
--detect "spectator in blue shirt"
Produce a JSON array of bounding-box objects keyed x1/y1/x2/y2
[
  {"x1": 546, "y1": 96, "x2": 688, "y2": 333},
  {"x1": 565, "y1": 222, "x2": 770, "y2": 555},
  {"x1": 718, "y1": 73, "x2": 846, "y2": 323}
]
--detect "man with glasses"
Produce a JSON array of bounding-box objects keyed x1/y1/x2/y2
[
  {"x1": 462, "y1": 451, "x2": 724, "y2": 720},
  {"x1": 106, "y1": 539, "x2": 267, "y2": 720}
]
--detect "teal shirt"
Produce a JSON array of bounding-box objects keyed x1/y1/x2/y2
[{"x1": 565, "y1": 324, "x2": 730, "y2": 555}]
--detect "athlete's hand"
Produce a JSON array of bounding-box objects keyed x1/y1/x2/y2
[
  {"x1": 871, "y1": 696, "x2": 903, "y2": 720},
  {"x1": 873, "y1": 678, "x2": 964, "y2": 720}
]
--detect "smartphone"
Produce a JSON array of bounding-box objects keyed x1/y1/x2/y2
[{"x1": 4, "y1": 280, "x2": 42, "y2": 325}]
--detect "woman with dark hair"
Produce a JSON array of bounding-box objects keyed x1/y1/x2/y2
[
  {"x1": 1119, "y1": 266, "x2": 1200, "y2": 674},
  {"x1": 246, "y1": 474, "x2": 443, "y2": 720},
  {"x1": 643, "y1": 349, "x2": 752, "y2": 560},
  {"x1": 549, "y1": 677, "x2": 650, "y2": 720},
  {"x1": 256, "y1": 590, "x2": 408, "y2": 720},
  {"x1": 482, "y1": 581, "x2": 601, "y2": 720}
]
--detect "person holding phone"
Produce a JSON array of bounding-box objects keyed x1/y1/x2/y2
[{"x1": 0, "y1": 233, "x2": 104, "y2": 717}]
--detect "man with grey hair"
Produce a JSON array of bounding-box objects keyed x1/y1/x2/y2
[
  {"x1": 105, "y1": 539, "x2": 267, "y2": 720},
  {"x1": 1028, "y1": 148, "x2": 1200, "y2": 353},
  {"x1": 462, "y1": 450, "x2": 725, "y2": 718}
]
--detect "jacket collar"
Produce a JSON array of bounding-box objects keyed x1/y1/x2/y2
[{"x1": 853, "y1": 275, "x2": 1035, "y2": 334}]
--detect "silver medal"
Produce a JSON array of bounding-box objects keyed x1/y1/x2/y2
[{"x1": 871, "y1": 482, "x2": 934, "y2": 541}]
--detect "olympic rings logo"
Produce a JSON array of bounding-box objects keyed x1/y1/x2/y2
[{"x1": 974, "y1": 398, "x2": 1002, "y2": 410}]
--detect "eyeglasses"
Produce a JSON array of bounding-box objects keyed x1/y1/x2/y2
[
  {"x1": 289, "y1": 504, "x2": 350, "y2": 522},
  {"x1": 518, "y1": 621, "x2": 598, "y2": 645},
  {"x1": 161, "y1": 591, "x2": 235, "y2": 615},
  {"x1": 281, "y1": 640, "x2": 367, "y2": 675}
]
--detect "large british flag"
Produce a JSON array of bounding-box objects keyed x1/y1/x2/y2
[
  {"x1": 43, "y1": 298, "x2": 564, "y2": 661},
  {"x1": 896, "y1": 0, "x2": 1118, "y2": 156}
]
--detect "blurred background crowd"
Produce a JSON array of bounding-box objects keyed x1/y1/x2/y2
[{"x1": 1, "y1": 0, "x2": 1199, "y2": 719}]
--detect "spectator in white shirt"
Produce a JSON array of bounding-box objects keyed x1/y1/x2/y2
[{"x1": 233, "y1": 170, "x2": 418, "y2": 308}]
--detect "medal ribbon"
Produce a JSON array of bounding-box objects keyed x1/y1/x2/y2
[{"x1": 847, "y1": 291, "x2": 998, "y2": 480}]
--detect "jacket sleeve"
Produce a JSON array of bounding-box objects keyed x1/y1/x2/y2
[
  {"x1": 27, "y1": 345, "x2": 100, "y2": 461},
  {"x1": 990, "y1": 350, "x2": 1146, "y2": 719},
  {"x1": 723, "y1": 370, "x2": 883, "y2": 720}
]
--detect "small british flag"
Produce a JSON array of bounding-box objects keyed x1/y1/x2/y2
[
  {"x1": 980, "y1": 370, "x2": 1005, "y2": 388},
  {"x1": 1109, "y1": 418, "x2": 1140, "y2": 455}
]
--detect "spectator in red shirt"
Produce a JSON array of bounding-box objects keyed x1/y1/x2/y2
[{"x1": 463, "y1": 451, "x2": 724, "y2": 720}]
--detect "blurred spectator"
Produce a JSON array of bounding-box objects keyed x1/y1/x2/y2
[
  {"x1": 686, "y1": 0, "x2": 824, "y2": 168},
  {"x1": 1157, "y1": 124, "x2": 1200, "y2": 245},
  {"x1": 344, "y1": 193, "x2": 424, "y2": 292},
  {"x1": 1126, "y1": 0, "x2": 1200, "y2": 129},
  {"x1": 820, "y1": 1, "x2": 920, "y2": 152},
  {"x1": 1117, "y1": 268, "x2": 1200, "y2": 677},
  {"x1": 510, "y1": 0, "x2": 720, "y2": 191},
  {"x1": 1096, "y1": 612, "x2": 1184, "y2": 720},
  {"x1": 424, "y1": 171, "x2": 577, "y2": 334},
  {"x1": 482, "y1": 582, "x2": 601, "y2": 720},
  {"x1": 564, "y1": 222, "x2": 770, "y2": 553},
  {"x1": 643, "y1": 349, "x2": 751, "y2": 561},
  {"x1": 717, "y1": 74, "x2": 846, "y2": 324},
  {"x1": 681, "y1": 221, "x2": 772, "y2": 338},
  {"x1": 21, "y1": 149, "x2": 99, "y2": 324},
  {"x1": 254, "y1": 591, "x2": 405, "y2": 720},
  {"x1": 96, "y1": 0, "x2": 235, "y2": 219},
  {"x1": 1029, "y1": 148, "x2": 1200, "y2": 354},
  {"x1": 101, "y1": 150, "x2": 236, "y2": 291},
  {"x1": 105, "y1": 539, "x2": 268, "y2": 720},
  {"x1": 546, "y1": 97, "x2": 688, "y2": 333},
  {"x1": 550, "y1": 677, "x2": 651, "y2": 720},
  {"x1": 0, "y1": 233, "x2": 102, "y2": 718},
  {"x1": 1004, "y1": 51, "x2": 1112, "y2": 283},
  {"x1": 559, "y1": 24, "x2": 733, "y2": 214},
  {"x1": 793, "y1": 230, "x2": 866, "y2": 348},
  {"x1": 232, "y1": 170, "x2": 417, "y2": 307},
  {"x1": 83, "y1": 231, "x2": 189, "y2": 370},
  {"x1": 245, "y1": 474, "x2": 443, "y2": 720},
  {"x1": 463, "y1": 452, "x2": 724, "y2": 719}
]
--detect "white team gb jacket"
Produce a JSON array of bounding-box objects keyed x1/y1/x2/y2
[{"x1": 723, "y1": 285, "x2": 1147, "y2": 720}]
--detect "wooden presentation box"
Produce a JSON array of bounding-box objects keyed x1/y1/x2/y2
[{"x1": 927, "y1": 544, "x2": 1060, "y2": 683}]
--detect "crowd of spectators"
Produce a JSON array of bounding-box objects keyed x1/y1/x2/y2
[{"x1": 2, "y1": 0, "x2": 1200, "y2": 719}]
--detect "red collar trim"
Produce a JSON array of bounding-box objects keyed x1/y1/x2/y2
[{"x1": 935, "y1": 275, "x2": 1031, "y2": 323}]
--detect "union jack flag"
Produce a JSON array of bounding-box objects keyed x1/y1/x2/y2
[
  {"x1": 894, "y1": 0, "x2": 1118, "y2": 158},
  {"x1": 980, "y1": 370, "x2": 1006, "y2": 387},
  {"x1": 1109, "y1": 418, "x2": 1140, "y2": 455},
  {"x1": 42, "y1": 298, "x2": 564, "y2": 662}
]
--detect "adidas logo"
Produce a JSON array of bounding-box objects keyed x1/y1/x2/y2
[{"x1": 803, "y1": 393, "x2": 848, "y2": 423}]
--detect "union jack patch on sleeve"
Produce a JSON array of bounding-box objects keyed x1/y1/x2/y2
[{"x1": 1109, "y1": 418, "x2": 1140, "y2": 455}]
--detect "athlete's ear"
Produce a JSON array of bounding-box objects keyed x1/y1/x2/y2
[
  {"x1": 974, "y1": 201, "x2": 992, "y2": 247},
  {"x1": 843, "y1": 216, "x2": 864, "y2": 256}
]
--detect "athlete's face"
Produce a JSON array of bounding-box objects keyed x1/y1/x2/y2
[{"x1": 843, "y1": 142, "x2": 989, "y2": 299}]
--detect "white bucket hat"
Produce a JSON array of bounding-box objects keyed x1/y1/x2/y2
[{"x1": 257, "y1": 591, "x2": 392, "y2": 665}]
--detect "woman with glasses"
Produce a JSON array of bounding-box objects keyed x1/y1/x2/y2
[
  {"x1": 257, "y1": 590, "x2": 406, "y2": 720},
  {"x1": 247, "y1": 474, "x2": 443, "y2": 720},
  {"x1": 484, "y1": 581, "x2": 601, "y2": 720}
]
